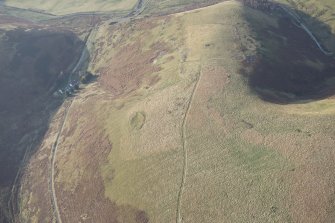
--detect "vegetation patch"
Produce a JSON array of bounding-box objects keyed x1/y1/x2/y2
[
  {"x1": 4, "y1": 0, "x2": 138, "y2": 15},
  {"x1": 130, "y1": 112, "x2": 146, "y2": 130}
]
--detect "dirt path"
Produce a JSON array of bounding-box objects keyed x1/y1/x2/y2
[
  {"x1": 8, "y1": 26, "x2": 94, "y2": 223},
  {"x1": 49, "y1": 99, "x2": 73, "y2": 223},
  {"x1": 48, "y1": 23, "x2": 97, "y2": 222},
  {"x1": 176, "y1": 65, "x2": 203, "y2": 223}
]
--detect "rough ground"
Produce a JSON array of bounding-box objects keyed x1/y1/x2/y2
[{"x1": 2, "y1": 0, "x2": 335, "y2": 222}]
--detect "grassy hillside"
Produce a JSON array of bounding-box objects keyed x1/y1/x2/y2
[
  {"x1": 19, "y1": 0, "x2": 335, "y2": 222},
  {"x1": 4, "y1": 0, "x2": 137, "y2": 15}
]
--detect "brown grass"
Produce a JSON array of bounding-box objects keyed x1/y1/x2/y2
[
  {"x1": 19, "y1": 106, "x2": 67, "y2": 222},
  {"x1": 17, "y1": 1, "x2": 335, "y2": 222},
  {"x1": 98, "y1": 40, "x2": 167, "y2": 97},
  {"x1": 55, "y1": 96, "x2": 149, "y2": 223}
]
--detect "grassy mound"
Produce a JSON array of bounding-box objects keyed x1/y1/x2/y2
[{"x1": 130, "y1": 112, "x2": 146, "y2": 130}]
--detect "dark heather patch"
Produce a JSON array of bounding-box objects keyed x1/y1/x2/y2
[{"x1": 244, "y1": 13, "x2": 335, "y2": 104}]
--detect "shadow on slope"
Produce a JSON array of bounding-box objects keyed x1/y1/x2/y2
[
  {"x1": 0, "y1": 26, "x2": 84, "y2": 222},
  {"x1": 240, "y1": 0, "x2": 335, "y2": 104}
]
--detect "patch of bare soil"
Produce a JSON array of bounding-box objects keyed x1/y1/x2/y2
[{"x1": 98, "y1": 40, "x2": 167, "y2": 97}]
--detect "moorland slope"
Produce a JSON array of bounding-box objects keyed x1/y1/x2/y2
[
  {"x1": 18, "y1": 1, "x2": 335, "y2": 222},
  {"x1": 1, "y1": 0, "x2": 335, "y2": 222}
]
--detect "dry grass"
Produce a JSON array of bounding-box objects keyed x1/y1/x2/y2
[
  {"x1": 19, "y1": 105, "x2": 67, "y2": 223},
  {"x1": 19, "y1": 1, "x2": 335, "y2": 222},
  {"x1": 4, "y1": 0, "x2": 137, "y2": 15}
]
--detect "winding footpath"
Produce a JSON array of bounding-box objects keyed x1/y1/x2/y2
[
  {"x1": 176, "y1": 65, "x2": 203, "y2": 223},
  {"x1": 49, "y1": 21, "x2": 96, "y2": 222}
]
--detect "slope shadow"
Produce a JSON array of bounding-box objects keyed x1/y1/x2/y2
[
  {"x1": 0, "y1": 26, "x2": 85, "y2": 222},
  {"x1": 240, "y1": 1, "x2": 335, "y2": 104}
]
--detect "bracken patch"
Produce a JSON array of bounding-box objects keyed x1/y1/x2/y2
[{"x1": 99, "y1": 40, "x2": 168, "y2": 97}]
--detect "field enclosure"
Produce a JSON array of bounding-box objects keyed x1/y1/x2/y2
[{"x1": 4, "y1": 0, "x2": 138, "y2": 15}]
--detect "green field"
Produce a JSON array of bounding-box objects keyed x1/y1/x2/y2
[{"x1": 4, "y1": 0, "x2": 138, "y2": 15}]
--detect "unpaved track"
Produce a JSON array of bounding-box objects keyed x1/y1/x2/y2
[
  {"x1": 49, "y1": 24, "x2": 96, "y2": 223},
  {"x1": 50, "y1": 100, "x2": 73, "y2": 223},
  {"x1": 176, "y1": 65, "x2": 203, "y2": 223}
]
